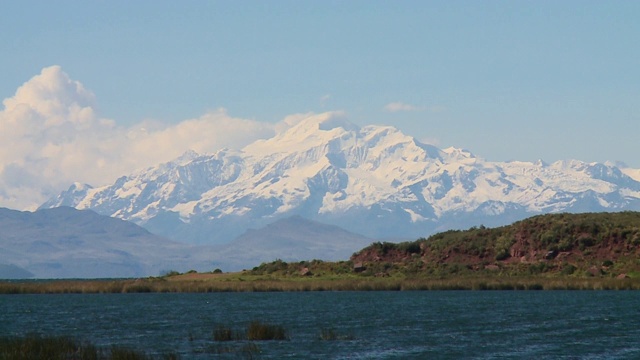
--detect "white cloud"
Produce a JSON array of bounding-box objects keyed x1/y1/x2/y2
[
  {"x1": 122, "y1": 109, "x2": 274, "y2": 170},
  {"x1": 0, "y1": 66, "x2": 275, "y2": 210},
  {"x1": 383, "y1": 102, "x2": 423, "y2": 112},
  {"x1": 383, "y1": 102, "x2": 446, "y2": 113}
]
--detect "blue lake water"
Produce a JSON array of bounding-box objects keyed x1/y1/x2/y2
[{"x1": 2, "y1": 291, "x2": 640, "y2": 359}]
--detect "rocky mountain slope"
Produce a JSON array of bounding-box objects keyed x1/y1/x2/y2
[
  {"x1": 350, "y1": 211, "x2": 640, "y2": 277},
  {"x1": 41, "y1": 113, "x2": 640, "y2": 246}
]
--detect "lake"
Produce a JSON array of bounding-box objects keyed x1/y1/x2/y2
[{"x1": 2, "y1": 291, "x2": 640, "y2": 359}]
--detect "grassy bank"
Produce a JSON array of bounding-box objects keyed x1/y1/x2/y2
[
  {"x1": 4, "y1": 212, "x2": 640, "y2": 294},
  {"x1": 2, "y1": 272, "x2": 640, "y2": 294}
]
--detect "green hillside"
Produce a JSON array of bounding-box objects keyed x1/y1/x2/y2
[
  {"x1": 350, "y1": 211, "x2": 640, "y2": 277},
  {"x1": 248, "y1": 212, "x2": 640, "y2": 279},
  {"x1": 4, "y1": 212, "x2": 640, "y2": 293}
]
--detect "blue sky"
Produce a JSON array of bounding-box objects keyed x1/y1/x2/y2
[{"x1": 1, "y1": 1, "x2": 639, "y2": 173}]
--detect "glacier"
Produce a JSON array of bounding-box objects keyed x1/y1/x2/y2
[{"x1": 40, "y1": 112, "x2": 640, "y2": 245}]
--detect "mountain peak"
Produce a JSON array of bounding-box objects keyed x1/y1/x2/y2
[
  {"x1": 279, "y1": 112, "x2": 358, "y2": 133},
  {"x1": 40, "y1": 116, "x2": 640, "y2": 246},
  {"x1": 175, "y1": 149, "x2": 200, "y2": 163},
  {"x1": 442, "y1": 147, "x2": 476, "y2": 160},
  {"x1": 534, "y1": 159, "x2": 548, "y2": 167},
  {"x1": 38, "y1": 182, "x2": 93, "y2": 210},
  {"x1": 244, "y1": 112, "x2": 360, "y2": 156}
]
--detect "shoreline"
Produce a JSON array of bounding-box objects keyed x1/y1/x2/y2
[{"x1": 2, "y1": 274, "x2": 640, "y2": 293}]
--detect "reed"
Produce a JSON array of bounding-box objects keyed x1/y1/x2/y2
[
  {"x1": 0, "y1": 334, "x2": 79, "y2": 360},
  {"x1": 212, "y1": 325, "x2": 235, "y2": 341},
  {"x1": 246, "y1": 321, "x2": 288, "y2": 341},
  {"x1": 0, "y1": 334, "x2": 178, "y2": 360},
  {"x1": 3, "y1": 274, "x2": 640, "y2": 294},
  {"x1": 204, "y1": 343, "x2": 260, "y2": 358},
  {"x1": 319, "y1": 328, "x2": 355, "y2": 341}
]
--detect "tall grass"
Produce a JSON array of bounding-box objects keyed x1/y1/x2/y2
[
  {"x1": 0, "y1": 334, "x2": 178, "y2": 360},
  {"x1": 213, "y1": 325, "x2": 235, "y2": 341},
  {"x1": 0, "y1": 334, "x2": 80, "y2": 360},
  {"x1": 246, "y1": 321, "x2": 288, "y2": 341},
  {"x1": 319, "y1": 328, "x2": 355, "y2": 341},
  {"x1": 2, "y1": 275, "x2": 640, "y2": 294},
  {"x1": 212, "y1": 321, "x2": 288, "y2": 341}
]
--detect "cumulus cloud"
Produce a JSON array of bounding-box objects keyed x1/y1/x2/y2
[
  {"x1": 0, "y1": 66, "x2": 275, "y2": 210},
  {"x1": 122, "y1": 109, "x2": 274, "y2": 171}
]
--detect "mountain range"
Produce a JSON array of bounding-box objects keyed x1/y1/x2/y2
[
  {"x1": 0, "y1": 207, "x2": 203, "y2": 278},
  {"x1": 41, "y1": 112, "x2": 640, "y2": 249},
  {"x1": 0, "y1": 207, "x2": 373, "y2": 278}
]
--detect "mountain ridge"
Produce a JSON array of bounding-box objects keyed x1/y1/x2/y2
[
  {"x1": 0, "y1": 207, "x2": 211, "y2": 278},
  {"x1": 210, "y1": 215, "x2": 374, "y2": 271},
  {"x1": 0, "y1": 206, "x2": 374, "y2": 277},
  {"x1": 41, "y1": 113, "x2": 640, "y2": 246}
]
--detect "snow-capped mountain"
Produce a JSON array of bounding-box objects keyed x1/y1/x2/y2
[{"x1": 41, "y1": 112, "x2": 640, "y2": 245}]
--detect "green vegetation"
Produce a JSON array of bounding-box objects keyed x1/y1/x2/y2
[
  {"x1": 208, "y1": 321, "x2": 287, "y2": 357},
  {"x1": 246, "y1": 321, "x2": 288, "y2": 341},
  {"x1": 349, "y1": 211, "x2": 640, "y2": 278},
  {"x1": 0, "y1": 322, "x2": 287, "y2": 360},
  {"x1": 212, "y1": 321, "x2": 288, "y2": 341},
  {"x1": 203, "y1": 342, "x2": 259, "y2": 358},
  {"x1": 3, "y1": 272, "x2": 640, "y2": 293},
  {"x1": 213, "y1": 325, "x2": 235, "y2": 341},
  {"x1": 0, "y1": 334, "x2": 179, "y2": 360},
  {"x1": 1, "y1": 212, "x2": 640, "y2": 292}
]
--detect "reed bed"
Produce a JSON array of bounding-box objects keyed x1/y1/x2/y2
[
  {"x1": 0, "y1": 334, "x2": 178, "y2": 360},
  {"x1": 2, "y1": 275, "x2": 640, "y2": 294},
  {"x1": 319, "y1": 328, "x2": 355, "y2": 341}
]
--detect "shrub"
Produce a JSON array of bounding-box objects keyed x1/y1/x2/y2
[
  {"x1": 495, "y1": 248, "x2": 510, "y2": 261},
  {"x1": 578, "y1": 236, "x2": 595, "y2": 250},
  {"x1": 494, "y1": 235, "x2": 515, "y2": 261},
  {"x1": 556, "y1": 237, "x2": 573, "y2": 251},
  {"x1": 250, "y1": 259, "x2": 289, "y2": 275},
  {"x1": 161, "y1": 270, "x2": 181, "y2": 277},
  {"x1": 561, "y1": 264, "x2": 577, "y2": 275},
  {"x1": 528, "y1": 262, "x2": 549, "y2": 275},
  {"x1": 396, "y1": 241, "x2": 421, "y2": 255}
]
